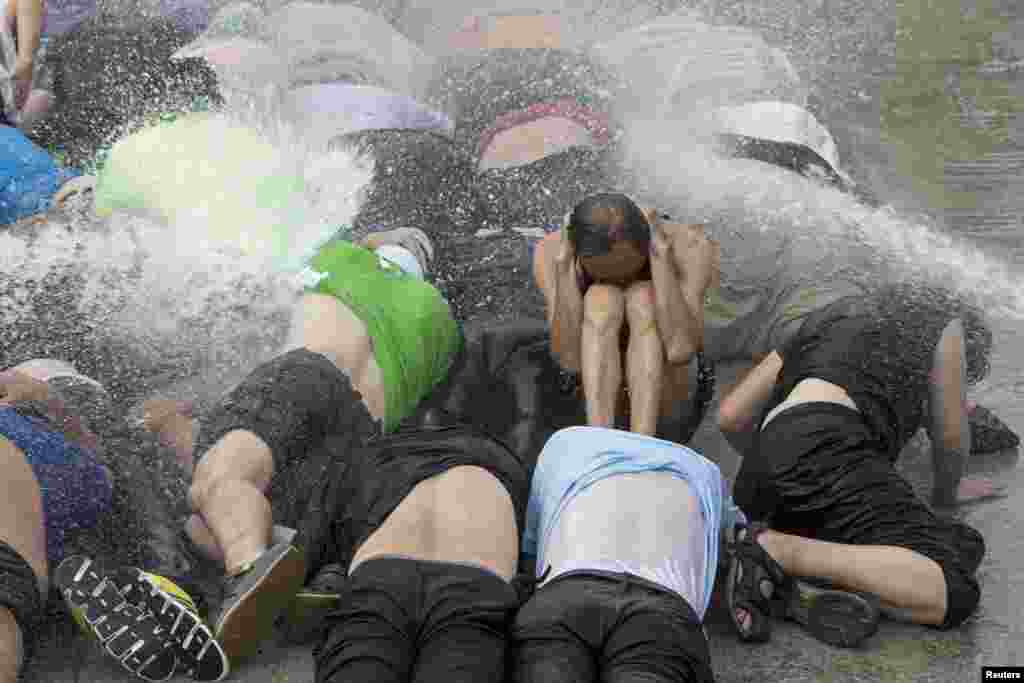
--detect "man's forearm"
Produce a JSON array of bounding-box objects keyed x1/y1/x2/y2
[
  {"x1": 650, "y1": 252, "x2": 699, "y2": 364},
  {"x1": 15, "y1": 0, "x2": 42, "y2": 60},
  {"x1": 548, "y1": 277, "x2": 583, "y2": 372}
]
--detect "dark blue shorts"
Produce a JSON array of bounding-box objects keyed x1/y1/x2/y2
[{"x1": 0, "y1": 407, "x2": 112, "y2": 564}]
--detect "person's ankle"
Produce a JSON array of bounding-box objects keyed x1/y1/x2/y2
[
  {"x1": 225, "y1": 545, "x2": 269, "y2": 577},
  {"x1": 755, "y1": 528, "x2": 791, "y2": 572}
]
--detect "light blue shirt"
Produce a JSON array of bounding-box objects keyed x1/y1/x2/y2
[{"x1": 523, "y1": 426, "x2": 746, "y2": 615}]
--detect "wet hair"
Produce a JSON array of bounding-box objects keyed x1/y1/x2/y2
[
  {"x1": 476, "y1": 145, "x2": 625, "y2": 230},
  {"x1": 329, "y1": 128, "x2": 483, "y2": 235},
  {"x1": 566, "y1": 192, "x2": 651, "y2": 258},
  {"x1": 426, "y1": 48, "x2": 620, "y2": 157},
  {"x1": 33, "y1": 15, "x2": 222, "y2": 169}
]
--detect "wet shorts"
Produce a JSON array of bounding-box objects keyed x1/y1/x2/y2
[
  {"x1": 735, "y1": 402, "x2": 983, "y2": 628},
  {"x1": 304, "y1": 240, "x2": 462, "y2": 432},
  {"x1": 0, "y1": 541, "x2": 43, "y2": 667},
  {"x1": 0, "y1": 407, "x2": 112, "y2": 564},
  {"x1": 301, "y1": 424, "x2": 529, "y2": 577},
  {"x1": 514, "y1": 570, "x2": 714, "y2": 683},
  {"x1": 315, "y1": 556, "x2": 519, "y2": 683}
]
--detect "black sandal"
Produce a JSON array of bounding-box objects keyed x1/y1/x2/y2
[
  {"x1": 726, "y1": 523, "x2": 791, "y2": 643},
  {"x1": 784, "y1": 578, "x2": 880, "y2": 649}
]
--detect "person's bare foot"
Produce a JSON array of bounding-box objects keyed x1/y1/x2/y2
[{"x1": 143, "y1": 399, "x2": 197, "y2": 473}]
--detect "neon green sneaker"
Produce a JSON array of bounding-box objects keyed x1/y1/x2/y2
[
  {"x1": 115, "y1": 568, "x2": 230, "y2": 682},
  {"x1": 55, "y1": 556, "x2": 177, "y2": 682}
]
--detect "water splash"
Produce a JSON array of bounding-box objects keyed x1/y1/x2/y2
[
  {"x1": 0, "y1": 112, "x2": 374, "y2": 384},
  {"x1": 618, "y1": 115, "x2": 1024, "y2": 321}
]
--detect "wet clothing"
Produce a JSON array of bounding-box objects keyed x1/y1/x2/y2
[
  {"x1": 544, "y1": 472, "x2": 708, "y2": 614},
  {"x1": 315, "y1": 556, "x2": 520, "y2": 683},
  {"x1": 194, "y1": 349, "x2": 528, "y2": 581},
  {"x1": 0, "y1": 125, "x2": 78, "y2": 225},
  {"x1": 193, "y1": 347, "x2": 382, "y2": 483},
  {"x1": 736, "y1": 403, "x2": 983, "y2": 629},
  {"x1": 514, "y1": 570, "x2": 714, "y2": 683},
  {"x1": 93, "y1": 113, "x2": 311, "y2": 261},
  {"x1": 304, "y1": 240, "x2": 462, "y2": 432},
  {"x1": 767, "y1": 290, "x2": 958, "y2": 459},
  {"x1": 524, "y1": 427, "x2": 739, "y2": 619},
  {"x1": 734, "y1": 289, "x2": 987, "y2": 628},
  {"x1": 300, "y1": 424, "x2": 528, "y2": 582},
  {"x1": 420, "y1": 320, "x2": 715, "y2": 470},
  {"x1": 0, "y1": 406, "x2": 112, "y2": 564},
  {"x1": 0, "y1": 541, "x2": 43, "y2": 656}
]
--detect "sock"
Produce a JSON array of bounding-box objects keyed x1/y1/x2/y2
[{"x1": 376, "y1": 245, "x2": 424, "y2": 280}]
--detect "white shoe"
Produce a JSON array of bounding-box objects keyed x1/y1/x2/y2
[{"x1": 363, "y1": 227, "x2": 434, "y2": 275}]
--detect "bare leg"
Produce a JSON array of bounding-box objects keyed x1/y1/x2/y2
[
  {"x1": 190, "y1": 430, "x2": 275, "y2": 574},
  {"x1": 192, "y1": 288, "x2": 382, "y2": 572},
  {"x1": 581, "y1": 285, "x2": 626, "y2": 428},
  {"x1": 758, "y1": 530, "x2": 948, "y2": 626},
  {"x1": 624, "y1": 282, "x2": 664, "y2": 435},
  {"x1": 185, "y1": 514, "x2": 225, "y2": 565},
  {"x1": 0, "y1": 609, "x2": 20, "y2": 683},
  {"x1": 0, "y1": 438, "x2": 48, "y2": 682}
]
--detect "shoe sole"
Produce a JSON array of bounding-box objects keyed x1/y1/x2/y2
[
  {"x1": 787, "y1": 581, "x2": 880, "y2": 648},
  {"x1": 54, "y1": 556, "x2": 177, "y2": 682},
  {"x1": 215, "y1": 547, "x2": 306, "y2": 662},
  {"x1": 117, "y1": 568, "x2": 231, "y2": 683}
]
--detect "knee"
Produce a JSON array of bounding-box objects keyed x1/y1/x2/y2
[
  {"x1": 624, "y1": 281, "x2": 657, "y2": 328},
  {"x1": 583, "y1": 285, "x2": 626, "y2": 333},
  {"x1": 189, "y1": 435, "x2": 273, "y2": 511},
  {"x1": 937, "y1": 561, "x2": 982, "y2": 629}
]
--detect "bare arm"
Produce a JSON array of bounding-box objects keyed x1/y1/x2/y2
[
  {"x1": 717, "y1": 351, "x2": 784, "y2": 454},
  {"x1": 15, "y1": 0, "x2": 43, "y2": 63},
  {"x1": 927, "y1": 318, "x2": 1001, "y2": 508},
  {"x1": 534, "y1": 231, "x2": 584, "y2": 373},
  {"x1": 649, "y1": 218, "x2": 700, "y2": 364},
  {"x1": 649, "y1": 215, "x2": 717, "y2": 364}
]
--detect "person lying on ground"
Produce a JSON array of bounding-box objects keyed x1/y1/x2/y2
[
  {"x1": 57, "y1": 227, "x2": 461, "y2": 671},
  {"x1": 533, "y1": 192, "x2": 717, "y2": 440},
  {"x1": 513, "y1": 425, "x2": 745, "y2": 683},
  {"x1": 75, "y1": 353, "x2": 529, "y2": 683},
  {"x1": 0, "y1": 361, "x2": 155, "y2": 681},
  {"x1": 717, "y1": 283, "x2": 996, "y2": 647}
]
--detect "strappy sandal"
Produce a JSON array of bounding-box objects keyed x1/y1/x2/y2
[{"x1": 726, "y1": 523, "x2": 790, "y2": 643}]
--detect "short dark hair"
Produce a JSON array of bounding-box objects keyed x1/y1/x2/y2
[
  {"x1": 34, "y1": 15, "x2": 222, "y2": 169},
  {"x1": 566, "y1": 192, "x2": 651, "y2": 258}
]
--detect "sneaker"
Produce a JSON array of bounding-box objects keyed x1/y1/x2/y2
[
  {"x1": 363, "y1": 227, "x2": 435, "y2": 275},
  {"x1": 213, "y1": 543, "x2": 306, "y2": 661},
  {"x1": 55, "y1": 556, "x2": 177, "y2": 682},
  {"x1": 115, "y1": 568, "x2": 229, "y2": 682}
]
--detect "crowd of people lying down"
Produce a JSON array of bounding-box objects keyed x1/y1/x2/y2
[{"x1": 0, "y1": 3, "x2": 1020, "y2": 683}]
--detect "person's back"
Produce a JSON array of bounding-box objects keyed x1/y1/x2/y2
[
  {"x1": 769, "y1": 285, "x2": 991, "y2": 459},
  {"x1": 514, "y1": 426, "x2": 738, "y2": 683}
]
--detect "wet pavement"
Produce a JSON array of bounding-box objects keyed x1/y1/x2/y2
[{"x1": 23, "y1": 0, "x2": 1024, "y2": 680}]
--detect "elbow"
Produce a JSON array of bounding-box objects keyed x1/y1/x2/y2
[
  {"x1": 665, "y1": 336, "x2": 698, "y2": 366},
  {"x1": 717, "y1": 397, "x2": 746, "y2": 435}
]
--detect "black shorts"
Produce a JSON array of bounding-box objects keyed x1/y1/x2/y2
[
  {"x1": 0, "y1": 541, "x2": 44, "y2": 668},
  {"x1": 314, "y1": 556, "x2": 519, "y2": 683},
  {"x1": 514, "y1": 570, "x2": 714, "y2": 683},
  {"x1": 735, "y1": 402, "x2": 983, "y2": 628},
  {"x1": 300, "y1": 424, "x2": 529, "y2": 580}
]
